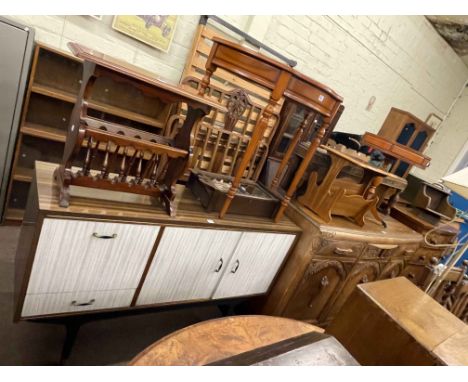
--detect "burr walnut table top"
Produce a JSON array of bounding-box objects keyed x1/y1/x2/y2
[{"x1": 129, "y1": 315, "x2": 324, "y2": 366}]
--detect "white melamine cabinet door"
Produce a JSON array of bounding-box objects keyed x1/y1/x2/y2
[
  {"x1": 137, "y1": 227, "x2": 242, "y2": 305},
  {"x1": 212, "y1": 232, "x2": 296, "y2": 299},
  {"x1": 26, "y1": 218, "x2": 160, "y2": 294}
]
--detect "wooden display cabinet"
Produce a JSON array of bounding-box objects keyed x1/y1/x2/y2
[{"x1": 376, "y1": 107, "x2": 435, "y2": 177}]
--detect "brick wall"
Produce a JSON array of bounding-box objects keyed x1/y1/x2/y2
[
  {"x1": 261, "y1": 16, "x2": 468, "y2": 135},
  {"x1": 7, "y1": 15, "x2": 468, "y2": 181}
]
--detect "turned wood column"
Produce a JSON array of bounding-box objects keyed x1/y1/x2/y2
[{"x1": 219, "y1": 70, "x2": 292, "y2": 218}]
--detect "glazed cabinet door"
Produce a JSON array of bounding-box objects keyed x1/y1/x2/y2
[
  {"x1": 212, "y1": 232, "x2": 296, "y2": 299},
  {"x1": 136, "y1": 227, "x2": 242, "y2": 306},
  {"x1": 282, "y1": 259, "x2": 349, "y2": 323}
]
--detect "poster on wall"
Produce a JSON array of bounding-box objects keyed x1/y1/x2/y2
[{"x1": 112, "y1": 15, "x2": 178, "y2": 52}]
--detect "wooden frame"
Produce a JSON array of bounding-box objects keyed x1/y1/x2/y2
[
  {"x1": 198, "y1": 37, "x2": 343, "y2": 221},
  {"x1": 55, "y1": 43, "x2": 225, "y2": 215}
]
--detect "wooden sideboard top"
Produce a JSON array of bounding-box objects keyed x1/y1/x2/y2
[
  {"x1": 287, "y1": 199, "x2": 422, "y2": 244},
  {"x1": 34, "y1": 161, "x2": 300, "y2": 233},
  {"x1": 359, "y1": 277, "x2": 468, "y2": 365}
]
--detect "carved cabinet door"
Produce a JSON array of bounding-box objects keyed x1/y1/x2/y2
[
  {"x1": 379, "y1": 260, "x2": 405, "y2": 280},
  {"x1": 324, "y1": 261, "x2": 381, "y2": 322},
  {"x1": 282, "y1": 259, "x2": 349, "y2": 323}
]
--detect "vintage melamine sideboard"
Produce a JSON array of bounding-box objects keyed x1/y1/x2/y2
[{"x1": 14, "y1": 161, "x2": 300, "y2": 321}]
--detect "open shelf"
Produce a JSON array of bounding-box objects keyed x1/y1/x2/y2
[
  {"x1": 31, "y1": 83, "x2": 77, "y2": 104},
  {"x1": 87, "y1": 100, "x2": 165, "y2": 129},
  {"x1": 13, "y1": 167, "x2": 34, "y2": 183},
  {"x1": 21, "y1": 122, "x2": 67, "y2": 143},
  {"x1": 4, "y1": 208, "x2": 25, "y2": 222}
]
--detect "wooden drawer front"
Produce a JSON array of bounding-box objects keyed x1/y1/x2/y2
[
  {"x1": 22, "y1": 289, "x2": 135, "y2": 317},
  {"x1": 212, "y1": 232, "x2": 296, "y2": 299},
  {"x1": 410, "y1": 247, "x2": 445, "y2": 265},
  {"x1": 27, "y1": 218, "x2": 160, "y2": 294},
  {"x1": 401, "y1": 264, "x2": 431, "y2": 287},
  {"x1": 137, "y1": 227, "x2": 242, "y2": 306},
  {"x1": 360, "y1": 244, "x2": 401, "y2": 260},
  {"x1": 315, "y1": 239, "x2": 363, "y2": 259}
]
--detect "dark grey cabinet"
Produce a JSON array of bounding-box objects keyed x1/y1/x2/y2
[{"x1": 0, "y1": 17, "x2": 34, "y2": 221}]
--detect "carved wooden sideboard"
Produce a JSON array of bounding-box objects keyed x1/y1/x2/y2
[
  {"x1": 14, "y1": 161, "x2": 300, "y2": 321},
  {"x1": 260, "y1": 201, "x2": 422, "y2": 326}
]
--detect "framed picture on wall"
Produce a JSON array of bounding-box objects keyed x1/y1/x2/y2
[{"x1": 112, "y1": 15, "x2": 178, "y2": 52}]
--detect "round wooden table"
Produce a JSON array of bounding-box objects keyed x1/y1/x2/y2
[{"x1": 129, "y1": 315, "x2": 324, "y2": 366}]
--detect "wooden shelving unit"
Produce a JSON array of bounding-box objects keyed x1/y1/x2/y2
[{"x1": 4, "y1": 43, "x2": 174, "y2": 223}]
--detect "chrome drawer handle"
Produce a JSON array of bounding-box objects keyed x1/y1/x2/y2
[
  {"x1": 231, "y1": 260, "x2": 240, "y2": 274},
  {"x1": 92, "y1": 233, "x2": 117, "y2": 239},
  {"x1": 71, "y1": 299, "x2": 95, "y2": 307},
  {"x1": 214, "y1": 258, "x2": 223, "y2": 273}
]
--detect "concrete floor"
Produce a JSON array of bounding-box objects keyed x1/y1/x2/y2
[{"x1": 0, "y1": 225, "x2": 223, "y2": 365}]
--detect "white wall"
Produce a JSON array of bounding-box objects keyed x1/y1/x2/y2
[
  {"x1": 7, "y1": 15, "x2": 468, "y2": 181},
  {"x1": 6, "y1": 15, "x2": 201, "y2": 83},
  {"x1": 260, "y1": 16, "x2": 468, "y2": 135},
  {"x1": 413, "y1": 85, "x2": 468, "y2": 182}
]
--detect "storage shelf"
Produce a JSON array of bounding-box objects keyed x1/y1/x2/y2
[
  {"x1": 13, "y1": 167, "x2": 34, "y2": 183},
  {"x1": 21, "y1": 123, "x2": 67, "y2": 143},
  {"x1": 87, "y1": 100, "x2": 165, "y2": 129},
  {"x1": 31, "y1": 83, "x2": 77, "y2": 104},
  {"x1": 5, "y1": 208, "x2": 25, "y2": 221}
]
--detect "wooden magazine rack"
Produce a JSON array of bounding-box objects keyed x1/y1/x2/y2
[
  {"x1": 55, "y1": 43, "x2": 224, "y2": 215},
  {"x1": 297, "y1": 145, "x2": 390, "y2": 226}
]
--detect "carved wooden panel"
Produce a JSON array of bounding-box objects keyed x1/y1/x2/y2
[
  {"x1": 26, "y1": 218, "x2": 160, "y2": 294},
  {"x1": 379, "y1": 260, "x2": 405, "y2": 280},
  {"x1": 325, "y1": 261, "x2": 381, "y2": 320},
  {"x1": 282, "y1": 259, "x2": 348, "y2": 323}
]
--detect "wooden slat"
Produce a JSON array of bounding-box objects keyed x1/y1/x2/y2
[
  {"x1": 5, "y1": 208, "x2": 25, "y2": 221},
  {"x1": 13, "y1": 167, "x2": 34, "y2": 183},
  {"x1": 21, "y1": 123, "x2": 67, "y2": 143},
  {"x1": 31, "y1": 83, "x2": 77, "y2": 104}
]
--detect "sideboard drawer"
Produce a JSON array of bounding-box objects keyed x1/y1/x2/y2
[
  {"x1": 26, "y1": 218, "x2": 160, "y2": 294},
  {"x1": 21, "y1": 289, "x2": 135, "y2": 317},
  {"x1": 314, "y1": 239, "x2": 363, "y2": 259}
]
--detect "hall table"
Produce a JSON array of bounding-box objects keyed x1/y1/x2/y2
[
  {"x1": 129, "y1": 315, "x2": 358, "y2": 365},
  {"x1": 327, "y1": 277, "x2": 468, "y2": 365}
]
